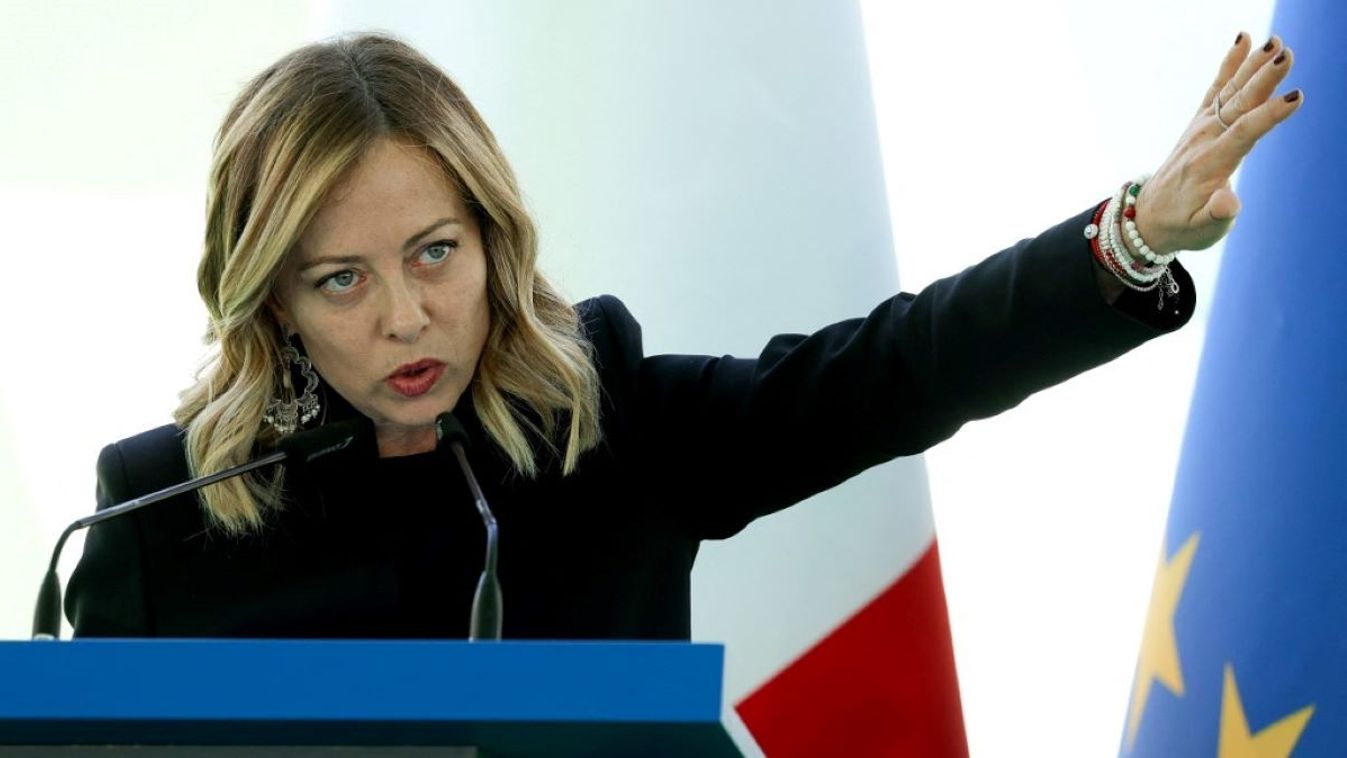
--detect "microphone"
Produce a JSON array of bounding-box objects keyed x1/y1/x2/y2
[
  {"x1": 435, "y1": 411, "x2": 502, "y2": 641},
  {"x1": 31, "y1": 418, "x2": 371, "y2": 640}
]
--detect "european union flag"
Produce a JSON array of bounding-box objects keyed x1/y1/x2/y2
[{"x1": 1121, "y1": 2, "x2": 1346, "y2": 756}]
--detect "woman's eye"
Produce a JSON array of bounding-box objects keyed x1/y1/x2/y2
[
  {"x1": 417, "y1": 240, "x2": 458, "y2": 265},
  {"x1": 318, "y1": 270, "x2": 360, "y2": 294}
]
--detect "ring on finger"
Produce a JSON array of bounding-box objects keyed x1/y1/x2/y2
[{"x1": 1214, "y1": 89, "x2": 1233, "y2": 130}]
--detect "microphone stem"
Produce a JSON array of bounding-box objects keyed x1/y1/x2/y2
[
  {"x1": 450, "y1": 443, "x2": 497, "y2": 573},
  {"x1": 450, "y1": 441, "x2": 501, "y2": 641},
  {"x1": 75, "y1": 450, "x2": 286, "y2": 531},
  {"x1": 36, "y1": 420, "x2": 364, "y2": 640},
  {"x1": 33, "y1": 449, "x2": 287, "y2": 641}
]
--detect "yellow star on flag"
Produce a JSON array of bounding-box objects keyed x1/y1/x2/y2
[
  {"x1": 1218, "y1": 663, "x2": 1314, "y2": 758},
  {"x1": 1125, "y1": 532, "x2": 1199, "y2": 749}
]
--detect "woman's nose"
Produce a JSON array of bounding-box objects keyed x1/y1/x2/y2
[{"x1": 383, "y1": 277, "x2": 431, "y2": 343}]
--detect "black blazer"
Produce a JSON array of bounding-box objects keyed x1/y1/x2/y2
[{"x1": 65, "y1": 205, "x2": 1195, "y2": 639}]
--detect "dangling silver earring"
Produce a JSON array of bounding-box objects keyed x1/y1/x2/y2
[{"x1": 264, "y1": 336, "x2": 321, "y2": 436}]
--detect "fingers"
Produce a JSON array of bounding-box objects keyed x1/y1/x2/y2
[
  {"x1": 1207, "y1": 34, "x2": 1283, "y2": 122},
  {"x1": 1209, "y1": 46, "x2": 1303, "y2": 175},
  {"x1": 1229, "y1": 34, "x2": 1283, "y2": 101},
  {"x1": 1200, "y1": 33, "x2": 1250, "y2": 113},
  {"x1": 1211, "y1": 84, "x2": 1304, "y2": 175},
  {"x1": 1221, "y1": 37, "x2": 1292, "y2": 123}
]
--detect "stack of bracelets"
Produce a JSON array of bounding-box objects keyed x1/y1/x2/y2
[{"x1": 1084, "y1": 173, "x2": 1181, "y2": 311}]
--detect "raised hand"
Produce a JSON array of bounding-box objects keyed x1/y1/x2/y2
[{"x1": 1131, "y1": 33, "x2": 1304, "y2": 256}]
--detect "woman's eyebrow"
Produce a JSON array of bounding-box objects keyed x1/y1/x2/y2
[
  {"x1": 402, "y1": 216, "x2": 461, "y2": 250},
  {"x1": 298, "y1": 217, "x2": 462, "y2": 272},
  {"x1": 298, "y1": 253, "x2": 365, "y2": 272}
]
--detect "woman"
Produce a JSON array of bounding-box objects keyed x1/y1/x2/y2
[{"x1": 66, "y1": 32, "x2": 1302, "y2": 638}]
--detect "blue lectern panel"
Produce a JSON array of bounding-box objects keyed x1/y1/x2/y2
[{"x1": 0, "y1": 640, "x2": 754, "y2": 756}]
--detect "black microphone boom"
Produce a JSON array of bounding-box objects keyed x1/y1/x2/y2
[
  {"x1": 31, "y1": 418, "x2": 370, "y2": 640},
  {"x1": 436, "y1": 411, "x2": 502, "y2": 641}
]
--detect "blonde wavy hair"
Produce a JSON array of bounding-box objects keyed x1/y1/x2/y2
[{"x1": 175, "y1": 32, "x2": 603, "y2": 536}]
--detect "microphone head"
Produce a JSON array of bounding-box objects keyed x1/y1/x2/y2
[
  {"x1": 275, "y1": 418, "x2": 372, "y2": 464},
  {"x1": 435, "y1": 411, "x2": 470, "y2": 449}
]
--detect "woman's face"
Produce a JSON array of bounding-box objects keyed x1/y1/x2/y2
[{"x1": 273, "y1": 138, "x2": 490, "y2": 455}]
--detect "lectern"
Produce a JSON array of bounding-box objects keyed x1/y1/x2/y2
[{"x1": 0, "y1": 639, "x2": 762, "y2": 757}]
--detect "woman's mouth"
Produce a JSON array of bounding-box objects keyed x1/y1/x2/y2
[{"x1": 385, "y1": 359, "x2": 446, "y2": 398}]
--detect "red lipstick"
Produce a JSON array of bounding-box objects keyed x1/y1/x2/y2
[{"x1": 386, "y1": 359, "x2": 446, "y2": 398}]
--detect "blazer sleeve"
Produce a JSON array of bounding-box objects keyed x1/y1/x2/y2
[
  {"x1": 64, "y1": 442, "x2": 154, "y2": 636},
  {"x1": 597, "y1": 203, "x2": 1196, "y2": 540}
]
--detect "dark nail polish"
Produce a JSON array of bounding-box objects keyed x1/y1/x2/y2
[
  {"x1": 1263, "y1": 38, "x2": 1275, "y2": 53},
  {"x1": 1234, "y1": 32, "x2": 1243, "y2": 45},
  {"x1": 1274, "y1": 51, "x2": 1286, "y2": 65},
  {"x1": 1284, "y1": 90, "x2": 1301, "y2": 103}
]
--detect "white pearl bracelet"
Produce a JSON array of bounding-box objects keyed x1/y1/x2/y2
[
  {"x1": 1122, "y1": 173, "x2": 1178, "y2": 267},
  {"x1": 1102, "y1": 188, "x2": 1165, "y2": 289},
  {"x1": 1085, "y1": 179, "x2": 1184, "y2": 312}
]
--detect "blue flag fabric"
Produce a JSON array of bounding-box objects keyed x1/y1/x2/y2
[{"x1": 1121, "y1": 3, "x2": 1347, "y2": 756}]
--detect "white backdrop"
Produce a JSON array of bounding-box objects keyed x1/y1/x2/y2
[
  {"x1": 0, "y1": 1, "x2": 1276, "y2": 755},
  {"x1": 861, "y1": 1, "x2": 1276, "y2": 752}
]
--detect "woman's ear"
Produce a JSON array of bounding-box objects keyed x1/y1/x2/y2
[{"x1": 265, "y1": 293, "x2": 293, "y2": 338}]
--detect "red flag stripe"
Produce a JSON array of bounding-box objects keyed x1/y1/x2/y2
[{"x1": 736, "y1": 541, "x2": 968, "y2": 757}]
